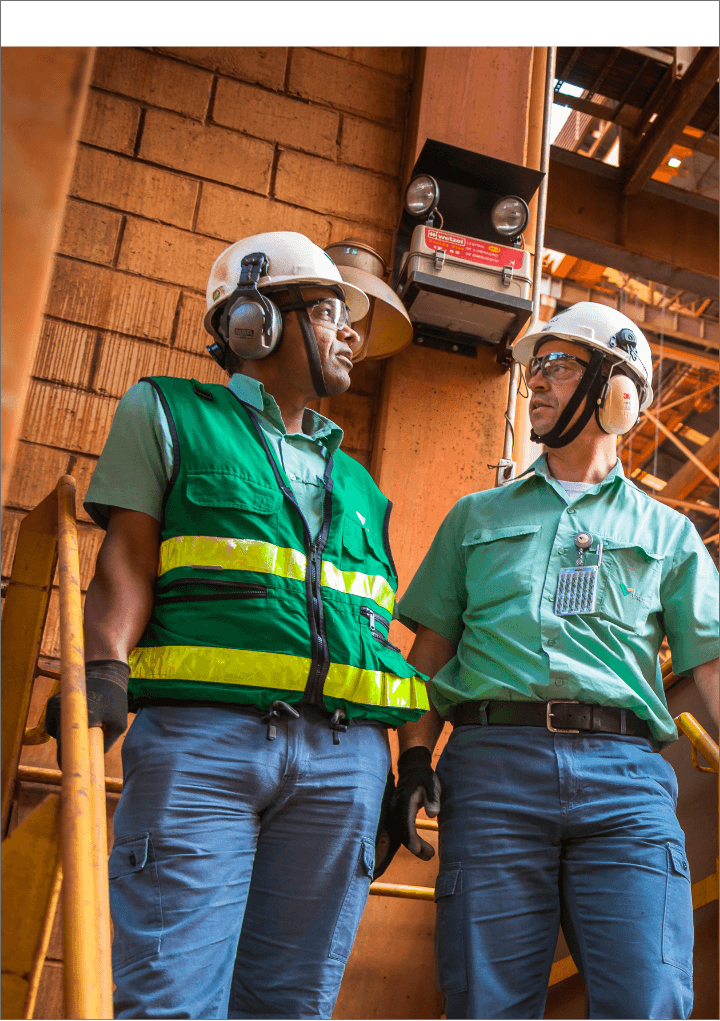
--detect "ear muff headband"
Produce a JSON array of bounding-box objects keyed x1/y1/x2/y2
[
  {"x1": 219, "y1": 252, "x2": 283, "y2": 361},
  {"x1": 530, "y1": 349, "x2": 605, "y2": 448},
  {"x1": 596, "y1": 370, "x2": 640, "y2": 435}
]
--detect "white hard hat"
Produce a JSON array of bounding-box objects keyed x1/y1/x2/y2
[
  {"x1": 204, "y1": 232, "x2": 369, "y2": 338},
  {"x1": 513, "y1": 302, "x2": 653, "y2": 410}
]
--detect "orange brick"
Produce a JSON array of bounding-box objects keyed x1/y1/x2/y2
[
  {"x1": 154, "y1": 47, "x2": 288, "y2": 90},
  {"x1": 46, "y1": 258, "x2": 179, "y2": 342},
  {"x1": 1, "y1": 508, "x2": 23, "y2": 579},
  {"x1": 93, "y1": 327, "x2": 226, "y2": 393},
  {"x1": 213, "y1": 78, "x2": 338, "y2": 158},
  {"x1": 32, "y1": 320, "x2": 97, "y2": 389},
  {"x1": 5, "y1": 443, "x2": 71, "y2": 512},
  {"x1": 116, "y1": 218, "x2": 227, "y2": 290},
  {"x1": 139, "y1": 109, "x2": 273, "y2": 192},
  {"x1": 164, "y1": 349, "x2": 226, "y2": 386},
  {"x1": 58, "y1": 198, "x2": 122, "y2": 264},
  {"x1": 349, "y1": 48, "x2": 413, "y2": 77},
  {"x1": 313, "y1": 48, "x2": 352, "y2": 60},
  {"x1": 21, "y1": 381, "x2": 119, "y2": 457},
  {"x1": 93, "y1": 48, "x2": 213, "y2": 120},
  {"x1": 69, "y1": 453, "x2": 101, "y2": 523},
  {"x1": 288, "y1": 49, "x2": 409, "y2": 124},
  {"x1": 79, "y1": 90, "x2": 140, "y2": 154},
  {"x1": 89, "y1": 335, "x2": 170, "y2": 398},
  {"x1": 174, "y1": 293, "x2": 209, "y2": 355},
  {"x1": 196, "y1": 183, "x2": 331, "y2": 244},
  {"x1": 275, "y1": 151, "x2": 399, "y2": 227},
  {"x1": 340, "y1": 116, "x2": 403, "y2": 176},
  {"x1": 70, "y1": 146, "x2": 199, "y2": 229}
]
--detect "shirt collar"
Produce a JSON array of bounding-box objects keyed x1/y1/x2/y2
[
  {"x1": 227, "y1": 373, "x2": 344, "y2": 454},
  {"x1": 519, "y1": 453, "x2": 625, "y2": 495}
]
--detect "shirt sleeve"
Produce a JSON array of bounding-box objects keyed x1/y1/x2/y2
[
  {"x1": 660, "y1": 517, "x2": 720, "y2": 674},
  {"x1": 396, "y1": 500, "x2": 468, "y2": 645},
  {"x1": 84, "y1": 382, "x2": 173, "y2": 529}
]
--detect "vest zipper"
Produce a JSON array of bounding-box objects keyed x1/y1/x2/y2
[
  {"x1": 360, "y1": 606, "x2": 401, "y2": 652},
  {"x1": 240, "y1": 404, "x2": 332, "y2": 710}
]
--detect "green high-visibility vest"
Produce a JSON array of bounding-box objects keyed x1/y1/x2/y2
[{"x1": 128, "y1": 377, "x2": 429, "y2": 725}]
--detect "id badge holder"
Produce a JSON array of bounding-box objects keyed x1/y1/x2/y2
[{"x1": 554, "y1": 533, "x2": 603, "y2": 617}]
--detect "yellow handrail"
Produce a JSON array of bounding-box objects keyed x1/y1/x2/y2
[
  {"x1": 56, "y1": 475, "x2": 114, "y2": 1018},
  {"x1": 674, "y1": 712, "x2": 719, "y2": 774}
]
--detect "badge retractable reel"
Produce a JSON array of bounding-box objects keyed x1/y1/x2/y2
[{"x1": 554, "y1": 532, "x2": 604, "y2": 616}]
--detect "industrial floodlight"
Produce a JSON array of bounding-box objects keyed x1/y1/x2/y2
[
  {"x1": 404, "y1": 175, "x2": 440, "y2": 219},
  {"x1": 667, "y1": 157, "x2": 682, "y2": 168},
  {"x1": 490, "y1": 196, "x2": 530, "y2": 238}
]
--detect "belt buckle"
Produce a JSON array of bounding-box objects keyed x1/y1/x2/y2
[{"x1": 546, "y1": 699, "x2": 580, "y2": 733}]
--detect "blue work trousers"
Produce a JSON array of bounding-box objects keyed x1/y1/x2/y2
[
  {"x1": 434, "y1": 726, "x2": 694, "y2": 1020},
  {"x1": 109, "y1": 704, "x2": 390, "y2": 1019}
]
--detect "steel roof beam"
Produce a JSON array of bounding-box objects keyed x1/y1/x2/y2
[{"x1": 622, "y1": 48, "x2": 719, "y2": 196}]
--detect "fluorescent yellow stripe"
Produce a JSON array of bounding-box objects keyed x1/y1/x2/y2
[
  {"x1": 320, "y1": 560, "x2": 394, "y2": 613},
  {"x1": 159, "y1": 535, "x2": 395, "y2": 613},
  {"x1": 129, "y1": 646, "x2": 428, "y2": 712},
  {"x1": 159, "y1": 535, "x2": 306, "y2": 581}
]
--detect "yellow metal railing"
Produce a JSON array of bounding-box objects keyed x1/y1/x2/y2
[
  {"x1": 674, "y1": 712, "x2": 719, "y2": 774},
  {"x1": 1, "y1": 476, "x2": 113, "y2": 1019}
]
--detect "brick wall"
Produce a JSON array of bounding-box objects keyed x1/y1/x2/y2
[{"x1": 3, "y1": 46, "x2": 415, "y2": 667}]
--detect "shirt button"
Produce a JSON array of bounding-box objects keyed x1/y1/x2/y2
[
  {"x1": 557, "y1": 548, "x2": 565, "y2": 555},
  {"x1": 567, "y1": 508, "x2": 576, "y2": 515},
  {"x1": 555, "y1": 679, "x2": 564, "y2": 686},
  {"x1": 547, "y1": 639, "x2": 557, "y2": 647}
]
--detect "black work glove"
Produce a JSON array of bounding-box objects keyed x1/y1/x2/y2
[
  {"x1": 373, "y1": 770, "x2": 400, "y2": 881},
  {"x1": 45, "y1": 659, "x2": 130, "y2": 768},
  {"x1": 392, "y1": 745, "x2": 441, "y2": 861}
]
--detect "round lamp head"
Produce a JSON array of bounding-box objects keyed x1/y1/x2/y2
[
  {"x1": 404, "y1": 175, "x2": 440, "y2": 219},
  {"x1": 490, "y1": 195, "x2": 530, "y2": 238}
]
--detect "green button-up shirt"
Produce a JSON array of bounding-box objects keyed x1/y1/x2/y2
[{"x1": 397, "y1": 455, "x2": 719, "y2": 745}]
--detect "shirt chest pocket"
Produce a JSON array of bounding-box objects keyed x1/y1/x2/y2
[
  {"x1": 594, "y1": 537, "x2": 664, "y2": 631},
  {"x1": 461, "y1": 524, "x2": 541, "y2": 611}
]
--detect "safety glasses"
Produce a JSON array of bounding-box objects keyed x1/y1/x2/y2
[
  {"x1": 527, "y1": 352, "x2": 589, "y2": 382},
  {"x1": 303, "y1": 297, "x2": 352, "y2": 332}
]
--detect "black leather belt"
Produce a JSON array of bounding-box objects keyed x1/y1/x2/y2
[{"x1": 452, "y1": 699, "x2": 651, "y2": 738}]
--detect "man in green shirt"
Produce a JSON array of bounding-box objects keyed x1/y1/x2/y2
[{"x1": 392, "y1": 302, "x2": 719, "y2": 1020}]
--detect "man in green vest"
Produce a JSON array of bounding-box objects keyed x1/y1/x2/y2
[{"x1": 45, "y1": 232, "x2": 428, "y2": 1020}]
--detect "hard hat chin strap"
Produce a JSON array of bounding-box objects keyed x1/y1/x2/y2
[
  {"x1": 530, "y1": 349, "x2": 605, "y2": 448},
  {"x1": 286, "y1": 283, "x2": 330, "y2": 399}
]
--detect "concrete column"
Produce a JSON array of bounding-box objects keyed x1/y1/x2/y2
[
  {"x1": 373, "y1": 47, "x2": 545, "y2": 650},
  {"x1": 1, "y1": 47, "x2": 94, "y2": 505}
]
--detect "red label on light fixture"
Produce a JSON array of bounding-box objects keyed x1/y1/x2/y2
[{"x1": 423, "y1": 228, "x2": 524, "y2": 269}]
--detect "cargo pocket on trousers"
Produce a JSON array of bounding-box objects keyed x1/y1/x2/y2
[
  {"x1": 662, "y1": 845, "x2": 693, "y2": 975},
  {"x1": 108, "y1": 833, "x2": 163, "y2": 971},
  {"x1": 434, "y1": 863, "x2": 468, "y2": 996},
  {"x1": 329, "y1": 839, "x2": 374, "y2": 963}
]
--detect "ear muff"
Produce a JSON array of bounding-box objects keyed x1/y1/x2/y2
[
  {"x1": 218, "y1": 251, "x2": 283, "y2": 360},
  {"x1": 596, "y1": 372, "x2": 640, "y2": 435},
  {"x1": 222, "y1": 293, "x2": 282, "y2": 360}
]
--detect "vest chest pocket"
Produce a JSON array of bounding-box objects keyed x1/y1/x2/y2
[
  {"x1": 461, "y1": 524, "x2": 541, "y2": 612},
  {"x1": 341, "y1": 515, "x2": 393, "y2": 578},
  {"x1": 594, "y1": 537, "x2": 664, "y2": 632},
  {"x1": 186, "y1": 472, "x2": 283, "y2": 543}
]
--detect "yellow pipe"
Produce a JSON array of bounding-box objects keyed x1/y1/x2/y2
[
  {"x1": 57, "y1": 475, "x2": 103, "y2": 1019},
  {"x1": 89, "y1": 727, "x2": 114, "y2": 1017},
  {"x1": 17, "y1": 764, "x2": 123, "y2": 794},
  {"x1": 23, "y1": 862, "x2": 63, "y2": 1020},
  {"x1": 675, "y1": 712, "x2": 719, "y2": 774},
  {"x1": 416, "y1": 818, "x2": 438, "y2": 831},
  {"x1": 369, "y1": 882, "x2": 435, "y2": 901}
]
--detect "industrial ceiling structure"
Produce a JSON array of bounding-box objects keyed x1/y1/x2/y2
[{"x1": 541, "y1": 46, "x2": 719, "y2": 559}]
